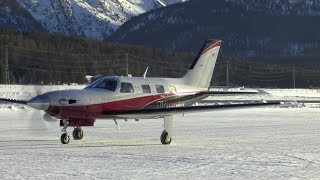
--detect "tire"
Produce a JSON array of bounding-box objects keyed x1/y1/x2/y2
[
  {"x1": 160, "y1": 130, "x2": 171, "y2": 145},
  {"x1": 60, "y1": 133, "x2": 70, "y2": 144},
  {"x1": 72, "y1": 128, "x2": 84, "y2": 140}
]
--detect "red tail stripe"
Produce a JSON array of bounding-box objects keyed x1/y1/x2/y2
[{"x1": 203, "y1": 41, "x2": 222, "y2": 54}]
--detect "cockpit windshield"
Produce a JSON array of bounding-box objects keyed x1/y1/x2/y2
[
  {"x1": 85, "y1": 78, "x2": 118, "y2": 92},
  {"x1": 85, "y1": 77, "x2": 104, "y2": 88}
]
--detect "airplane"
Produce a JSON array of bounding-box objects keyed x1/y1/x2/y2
[{"x1": 0, "y1": 39, "x2": 280, "y2": 145}]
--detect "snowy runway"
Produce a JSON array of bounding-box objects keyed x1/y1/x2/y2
[{"x1": 1, "y1": 107, "x2": 320, "y2": 179}]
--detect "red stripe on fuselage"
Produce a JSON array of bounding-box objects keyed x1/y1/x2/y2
[{"x1": 47, "y1": 93, "x2": 176, "y2": 119}]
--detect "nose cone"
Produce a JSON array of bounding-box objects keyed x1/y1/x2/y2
[{"x1": 27, "y1": 94, "x2": 50, "y2": 110}]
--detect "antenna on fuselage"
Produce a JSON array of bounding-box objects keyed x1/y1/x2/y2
[{"x1": 143, "y1": 66, "x2": 149, "y2": 78}]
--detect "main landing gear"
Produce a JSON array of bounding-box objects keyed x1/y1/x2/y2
[
  {"x1": 160, "y1": 130, "x2": 171, "y2": 144},
  {"x1": 60, "y1": 119, "x2": 84, "y2": 144},
  {"x1": 160, "y1": 116, "x2": 173, "y2": 145}
]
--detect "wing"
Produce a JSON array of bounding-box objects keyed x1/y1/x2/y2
[
  {"x1": 198, "y1": 90, "x2": 259, "y2": 95},
  {"x1": 103, "y1": 101, "x2": 280, "y2": 119}
]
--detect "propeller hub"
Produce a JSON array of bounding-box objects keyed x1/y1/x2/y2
[{"x1": 27, "y1": 94, "x2": 50, "y2": 110}]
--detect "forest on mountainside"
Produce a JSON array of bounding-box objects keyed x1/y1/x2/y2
[
  {"x1": 0, "y1": 28, "x2": 194, "y2": 84},
  {"x1": 0, "y1": 28, "x2": 320, "y2": 88},
  {"x1": 111, "y1": 0, "x2": 320, "y2": 62}
]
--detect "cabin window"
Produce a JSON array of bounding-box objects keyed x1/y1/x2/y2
[
  {"x1": 120, "y1": 82, "x2": 134, "y2": 93},
  {"x1": 142, "y1": 85, "x2": 151, "y2": 93},
  {"x1": 155, "y1": 85, "x2": 165, "y2": 93},
  {"x1": 95, "y1": 79, "x2": 117, "y2": 92}
]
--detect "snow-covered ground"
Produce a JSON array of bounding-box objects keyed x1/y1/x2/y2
[{"x1": 0, "y1": 105, "x2": 320, "y2": 179}]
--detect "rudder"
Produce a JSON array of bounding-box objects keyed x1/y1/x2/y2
[{"x1": 181, "y1": 39, "x2": 222, "y2": 89}]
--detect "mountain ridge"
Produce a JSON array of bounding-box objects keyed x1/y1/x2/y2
[
  {"x1": 0, "y1": 0, "x2": 45, "y2": 32},
  {"x1": 110, "y1": 0, "x2": 320, "y2": 61},
  {"x1": 0, "y1": 0, "x2": 187, "y2": 39}
]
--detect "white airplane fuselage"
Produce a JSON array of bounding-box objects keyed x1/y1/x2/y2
[{"x1": 44, "y1": 76, "x2": 206, "y2": 120}]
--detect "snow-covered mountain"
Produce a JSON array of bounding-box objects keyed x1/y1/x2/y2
[
  {"x1": 0, "y1": 0, "x2": 45, "y2": 32},
  {"x1": 4, "y1": 0, "x2": 187, "y2": 39},
  {"x1": 110, "y1": 0, "x2": 320, "y2": 60}
]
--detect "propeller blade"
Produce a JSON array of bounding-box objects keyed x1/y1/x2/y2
[{"x1": 26, "y1": 85, "x2": 55, "y2": 131}]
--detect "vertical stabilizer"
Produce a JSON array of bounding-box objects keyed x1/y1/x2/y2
[{"x1": 181, "y1": 39, "x2": 222, "y2": 89}]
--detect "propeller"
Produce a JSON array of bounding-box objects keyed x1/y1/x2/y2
[
  {"x1": 0, "y1": 85, "x2": 60, "y2": 130},
  {"x1": 26, "y1": 85, "x2": 58, "y2": 131}
]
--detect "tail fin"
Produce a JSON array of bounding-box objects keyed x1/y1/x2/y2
[{"x1": 181, "y1": 39, "x2": 222, "y2": 89}]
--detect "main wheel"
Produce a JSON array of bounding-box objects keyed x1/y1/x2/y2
[
  {"x1": 72, "y1": 127, "x2": 84, "y2": 140},
  {"x1": 60, "y1": 133, "x2": 70, "y2": 144},
  {"x1": 160, "y1": 130, "x2": 171, "y2": 145}
]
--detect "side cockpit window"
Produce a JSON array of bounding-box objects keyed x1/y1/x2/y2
[
  {"x1": 95, "y1": 79, "x2": 117, "y2": 92},
  {"x1": 120, "y1": 82, "x2": 134, "y2": 93},
  {"x1": 142, "y1": 85, "x2": 151, "y2": 93},
  {"x1": 155, "y1": 85, "x2": 165, "y2": 93}
]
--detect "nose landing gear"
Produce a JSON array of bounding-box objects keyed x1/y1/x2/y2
[
  {"x1": 60, "y1": 119, "x2": 70, "y2": 144},
  {"x1": 59, "y1": 118, "x2": 94, "y2": 144},
  {"x1": 59, "y1": 119, "x2": 84, "y2": 144}
]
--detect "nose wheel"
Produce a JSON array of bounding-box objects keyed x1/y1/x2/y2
[
  {"x1": 60, "y1": 128, "x2": 84, "y2": 144},
  {"x1": 60, "y1": 119, "x2": 70, "y2": 144},
  {"x1": 72, "y1": 127, "x2": 84, "y2": 140},
  {"x1": 60, "y1": 133, "x2": 70, "y2": 144}
]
